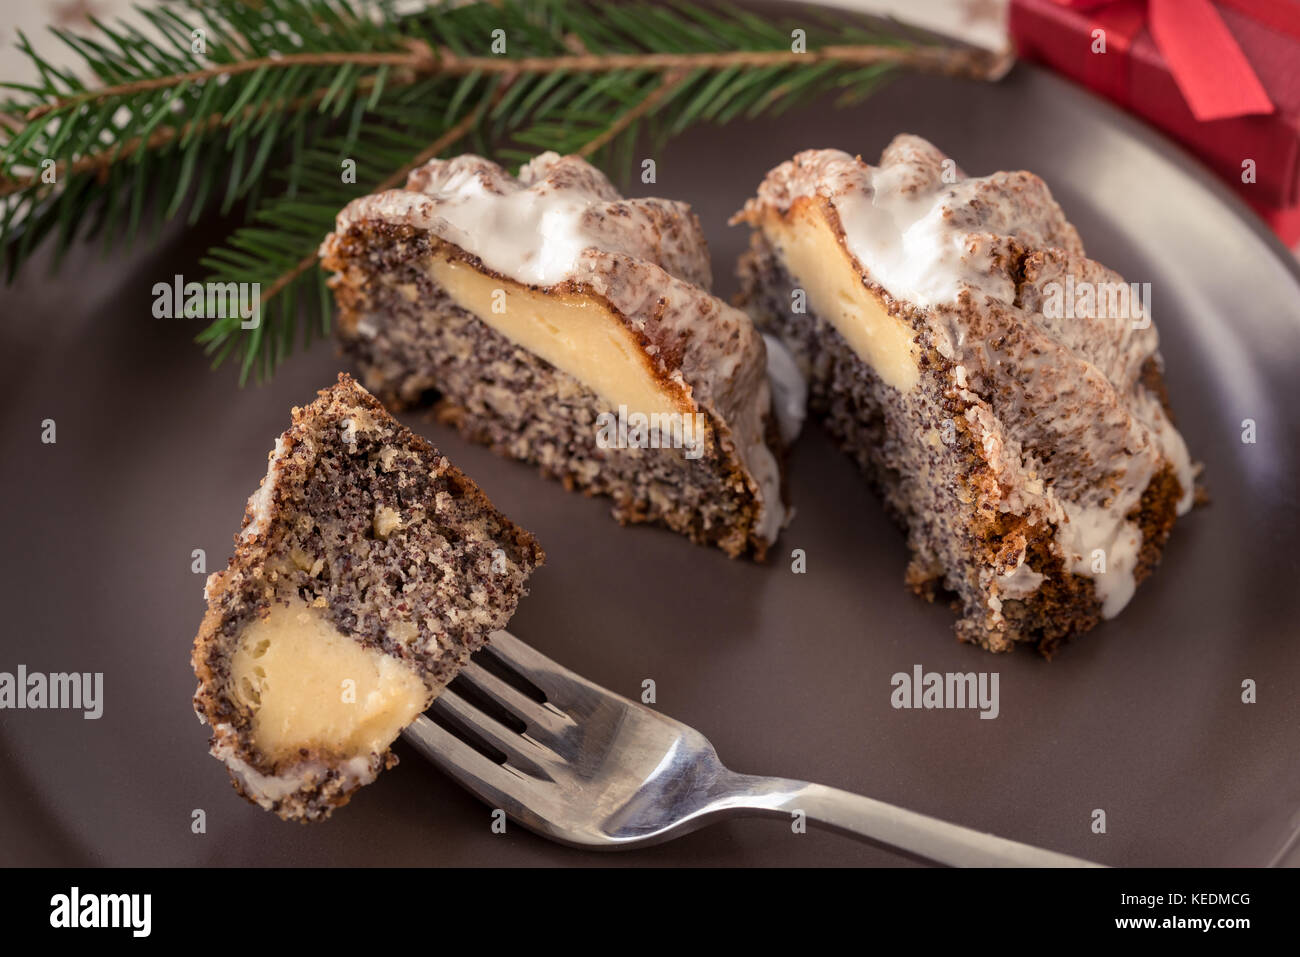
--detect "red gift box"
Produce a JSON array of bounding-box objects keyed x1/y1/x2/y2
[{"x1": 1010, "y1": 0, "x2": 1300, "y2": 244}]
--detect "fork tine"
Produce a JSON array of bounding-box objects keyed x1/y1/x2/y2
[
  {"x1": 483, "y1": 630, "x2": 596, "y2": 710},
  {"x1": 401, "y1": 715, "x2": 543, "y2": 809},
  {"x1": 429, "y1": 689, "x2": 561, "y2": 779},
  {"x1": 458, "y1": 661, "x2": 575, "y2": 747}
]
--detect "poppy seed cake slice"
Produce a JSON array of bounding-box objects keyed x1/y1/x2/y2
[
  {"x1": 734, "y1": 135, "x2": 1197, "y2": 655},
  {"x1": 320, "y1": 151, "x2": 791, "y2": 559},
  {"x1": 192, "y1": 373, "x2": 543, "y2": 820}
]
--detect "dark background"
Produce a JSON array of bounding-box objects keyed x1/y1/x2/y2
[{"x1": 2, "y1": 62, "x2": 1299, "y2": 867}]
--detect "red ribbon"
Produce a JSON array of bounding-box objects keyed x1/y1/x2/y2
[{"x1": 1053, "y1": 0, "x2": 1280, "y2": 121}]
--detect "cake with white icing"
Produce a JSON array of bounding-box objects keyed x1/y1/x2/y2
[
  {"x1": 320, "y1": 152, "x2": 792, "y2": 559},
  {"x1": 192, "y1": 374, "x2": 543, "y2": 820},
  {"x1": 735, "y1": 135, "x2": 1197, "y2": 654}
]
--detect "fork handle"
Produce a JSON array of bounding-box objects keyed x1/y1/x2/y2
[{"x1": 722, "y1": 775, "x2": 1104, "y2": 867}]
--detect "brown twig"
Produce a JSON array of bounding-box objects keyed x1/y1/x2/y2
[
  {"x1": 22, "y1": 50, "x2": 435, "y2": 121},
  {"x1": 20, "y1": 42, "x2": 1011, "y2": 121},
  {"x1": 435, "y1": 44, "x2": 1011, "y2": 78}
]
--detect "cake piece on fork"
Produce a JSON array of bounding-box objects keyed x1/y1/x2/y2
[{"x1": 192, "y1": 374, "x2": 543, "y2": 820}]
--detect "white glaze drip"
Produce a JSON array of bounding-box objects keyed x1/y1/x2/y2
[
  {"x1": 835, "y1": 164, "x2": 1016, "y2": 308},
  {"x1": 763, "y1": 333, "x2": 808, "y2": 446}
]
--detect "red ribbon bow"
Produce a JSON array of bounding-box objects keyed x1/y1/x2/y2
[{"x1": 1053, "y1": 0, "x2": 1293, "y2": 121}]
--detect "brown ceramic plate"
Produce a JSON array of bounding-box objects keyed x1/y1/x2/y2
[{"x1": 2, "y1": 62, "x2": 1298, "y2": 867}]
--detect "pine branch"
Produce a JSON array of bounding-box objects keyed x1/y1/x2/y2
[
  {"x1": 0, "y1": 0, "x2": 1013, "y2": 382},
  {"x1": 0, "y1": 0, "x2": 430, "y2": 275},
  {"x1": 19, "y1": 36, "x2": 997, "y2": 120}
]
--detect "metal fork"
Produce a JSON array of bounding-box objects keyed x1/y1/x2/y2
[{"x1": 401, "y1": 630, "x2": 1103, "y2": 867}]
